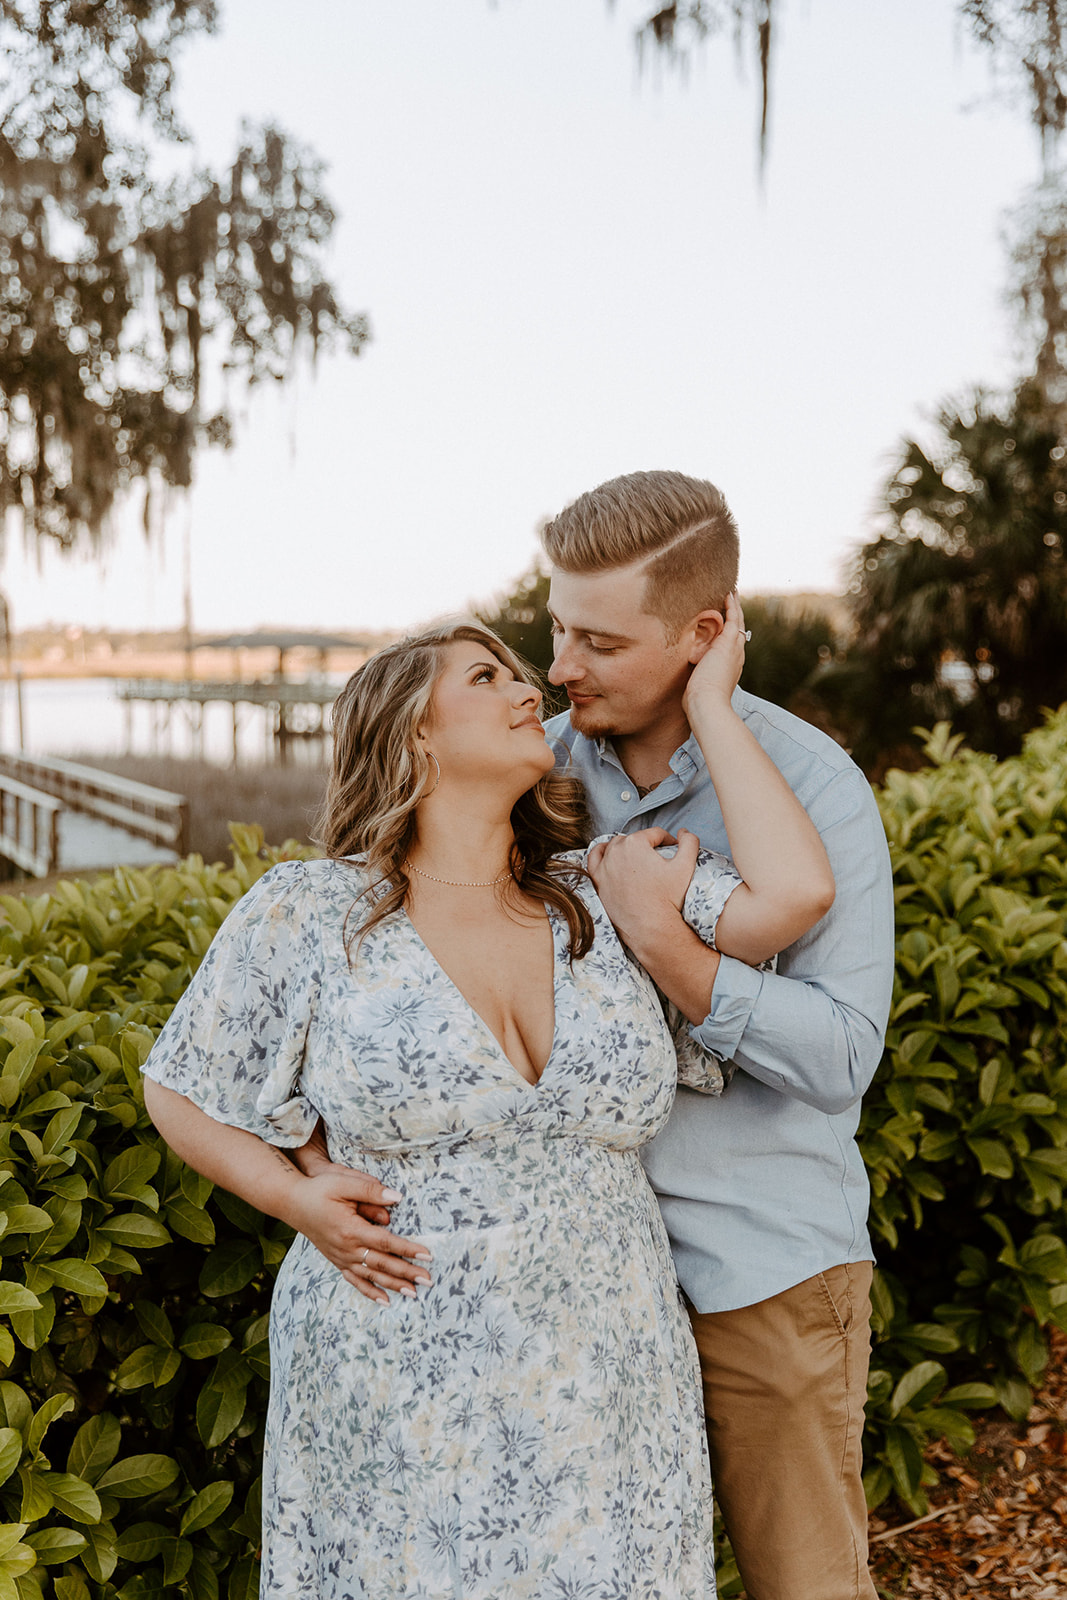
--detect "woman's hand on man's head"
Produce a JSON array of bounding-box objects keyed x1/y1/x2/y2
[{"x1": 682, "y1": 592, "x2": 747, "y2": 723}]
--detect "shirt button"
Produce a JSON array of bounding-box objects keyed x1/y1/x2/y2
[{"x1": 620, "y1": 789, "x2": 632, "y2": 801}]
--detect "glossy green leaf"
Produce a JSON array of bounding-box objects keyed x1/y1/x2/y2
[
  {"x1": 17, "y1": 1465, "x2": 53, "y2": 1521},
  {"x1": 24, "y1": 1526, "x2": 87, "y2": 1562},
  {"x1": 39, "y1": 1471, "x2": 101, "y2": 1524},
  {"x1": 115, "y1": 1346, "x2": 164, "y2": 1391},
  {"x1": 114, "y1": 1521, "x2": 169, "y2": 1562},
  {"x1": 967, "y1": 1137, "x2": 1014, "y2": 1178},
  {"x1": 884, "y1": 1424, "x2": 924, "y2": 1499},
  {"x1": 67, "y1": 1414, "x2": 121, "y2": 1485},
  {"x1": 0, "y1": 1434, "x2": 18, "y2": 1492},
  {"x1": 162, "y1": 1534, "x2": 194, "y2": 1584},
  {"x1": 227, "y1": 1553, "x2": 260, "y2": 1600},
  {"x1": 889, "y1": 1361, "x2": 946, "y2": 1417},
  {"x1": 103, "y1": 1147, "x2": 160, "y2": 1200},
  {"x1": 0, "y1": 1530, "x2": 26, "y2": 1563},
  {"x1": 53, "y1": 1577, "x2": 91, "y2": 1600},
  {"x1": 180, "y1": 1480, "x2": 234, "y2": 1535},
  {"x1": 199, "y1": 1240, "x2": 261, "y2": 1298},
  {"x1": 0, "y1": 1288, "x2": 39, "y2": 1317},
  {"x1": 79, "y1": 1520, "x2": 117, "y2": 1583},
  {"x1": 165, "y1": 1195, "x2": 215, "y2": 1245},
  {"x1": 41, "y1": 1106, "x2": 82, "y2": 1155},
  {"x1": 196, "y1": 1376, "x2": 248, "y2": 1450},
  {"x1": 95, "y1": 1453, "x2": 179, "y2": 1499},
  {"x1": 26, "y1": 1393, "x2": 74, "y2": 1456},
  {"x1": 133, "y1": 1301, "x2": 174, "y2": 1349},
  {"x1": 186, "y1": 1548, "x2": 220, "y2": 1600},
  {"x1": 993, "y1": 1373, "x2": 1032, "y2": 1421},
  {"x1": 0, "y1": 1390, "x2": 30, "y2": 1437},
  {"x1": 40, "y1": 1259, "x2": 108, "y2": 1299},
  {"x1": 96, "y1": 1213, "x2": 171, "y2": 1249},
  {"x1": 0, "y1": 1208, "x2": 51, "y2": 1237},
  {"x1": 178, "y1": 1323, "x2": 232, "y2": 1361}
]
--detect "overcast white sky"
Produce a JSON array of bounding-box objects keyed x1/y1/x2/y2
[{"x1": 4, "y1": 0, "x2": 1040, "y2": 634}]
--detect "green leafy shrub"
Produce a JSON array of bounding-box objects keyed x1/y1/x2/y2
[
  {"x1": 0, "y1": 826, "x2": 310, "y2": 1599},
  {"x1": 861, "y1": 713, "x2": 1067, "y2": 1513}
]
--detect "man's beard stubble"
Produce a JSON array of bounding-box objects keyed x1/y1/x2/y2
[{"x1": 567, "y1": 698, "x2": 621, "y2": 742}]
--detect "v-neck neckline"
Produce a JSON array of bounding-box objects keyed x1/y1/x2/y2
[{"x1": 401, "y1": 904, "x2": 563, "y2": 1091}]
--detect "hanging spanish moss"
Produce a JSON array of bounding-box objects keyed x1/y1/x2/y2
[
  {"x1": 632, "y1": 2, "x2": 1067, "y2": 403},
  {"x1": 0, "y1": 1, "x2": 368, "y2": 555},
  {"x1": 632, "y1": 2, "x2": 777, "y2": 171},
  {"x1": 963, "y1": 1, "x2": 1067, "y2": 161}
]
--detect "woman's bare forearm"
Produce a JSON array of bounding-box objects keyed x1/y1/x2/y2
[
  {"x1": 686, "y1": 694, "x2": 835, "y2": 960},
  {"x1": 142, "y1": 1077, "x2": 307, "y2": 1227},
  {"x1": 142, "y1": 1080, "x2": 433, "y2": 1308},
  {"x1": 689, "y1": 697, "x2": 831, "y2": 904}
]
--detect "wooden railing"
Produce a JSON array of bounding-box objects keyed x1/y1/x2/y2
[
  {"x1": 0, "y1": 755, "x2": 188, "y2": 860},
  {"x1": 0, "y1": 775, "x2": 62, "y2": 878}
]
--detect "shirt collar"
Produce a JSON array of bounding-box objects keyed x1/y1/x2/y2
[
  {"x1": 593, "y1": 729, "x2": 705, "y2": 781},
  {"x1": 670, "y1": 732, "x2": 703, "y2": 777}
]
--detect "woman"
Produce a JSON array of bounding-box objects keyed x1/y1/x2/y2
[{"x1": 142, "y1": 608, "x2": 833, "y2": 1600}]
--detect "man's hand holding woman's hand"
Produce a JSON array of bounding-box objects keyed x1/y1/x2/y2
[{"x1": 288, "y1": 1127, "x2": 431, "y2": 1305}]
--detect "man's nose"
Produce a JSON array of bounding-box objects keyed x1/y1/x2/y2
[{"x1": 547, "y1": 642, "x2": 579, "y2": 686}]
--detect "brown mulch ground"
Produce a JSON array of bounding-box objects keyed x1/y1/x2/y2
[{"x1": 868, "y1": 1330, "x2": 1067, "y2": 1598}]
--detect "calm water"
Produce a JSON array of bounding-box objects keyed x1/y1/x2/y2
[{"x1": 2, "y1": 677, "x2": 333, "y2": 766}]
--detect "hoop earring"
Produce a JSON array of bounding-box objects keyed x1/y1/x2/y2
[{"x1": 424, "y1": 752, "x2": 441, "y2": 795}]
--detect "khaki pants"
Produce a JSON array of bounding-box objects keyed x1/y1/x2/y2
[{"x1": 689, "y1": 1262, "x2": 877, "y2": 1600}]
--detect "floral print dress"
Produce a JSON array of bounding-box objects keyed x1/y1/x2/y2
[{"x1": 143, "y1": 849, "x2": 740, "y2": 1600}]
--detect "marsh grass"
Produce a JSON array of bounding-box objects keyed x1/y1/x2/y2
[{"x1": 72, "y1": 753, "x2": 327, "y2": 864}]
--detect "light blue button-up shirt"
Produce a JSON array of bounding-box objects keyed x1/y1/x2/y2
[{"x1": 545, "y1": 687, "x2": 895, "y2": 1313}]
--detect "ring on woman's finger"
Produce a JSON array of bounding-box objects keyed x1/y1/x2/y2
[{"x1": 359, "y1": 1247, "x2": 370, "y2": 1266}]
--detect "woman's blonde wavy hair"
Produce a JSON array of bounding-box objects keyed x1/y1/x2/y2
[{"x1": 318, "y1": 620, "x2": 595, "y2": 959}]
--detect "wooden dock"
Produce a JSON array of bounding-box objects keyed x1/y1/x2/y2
[
  {"x1": 0, "y1": 755, "x2": 187, "y2": 879},
  {"x1": 116, "y1": 678, "x2": 336, "y2": 766}
]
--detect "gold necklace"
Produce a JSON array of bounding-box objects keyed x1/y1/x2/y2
[{"x1": 406, "y1": 861, "x2": 512, "y2": 888}]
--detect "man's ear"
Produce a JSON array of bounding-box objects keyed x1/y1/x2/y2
[{"x1": 686, "y1": 608, "x2": 726, "y2": 665}]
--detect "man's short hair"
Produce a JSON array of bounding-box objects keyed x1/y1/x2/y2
[{"x1": 540, "y1": 470, "x2": 740, "y2": 640}]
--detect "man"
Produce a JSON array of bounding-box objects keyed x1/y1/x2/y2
[{"x1": 541, "y1": 469, "x2": 894, "y2": 1600}]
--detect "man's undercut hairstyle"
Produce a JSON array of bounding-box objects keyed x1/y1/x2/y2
[{"x1": 541, "y1": 470, "x2": 740, "y2": 640}]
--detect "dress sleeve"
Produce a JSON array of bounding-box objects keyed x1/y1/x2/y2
[
  {"x1": 141, "y1": 860, "x2": 321, "y2": 1145},
  {"x1": 670, "y1": 847, "x2": 743, "y2": 1095},
  {"x1": 680, "y1": 845, "x2": 743, "y2": 951}
]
